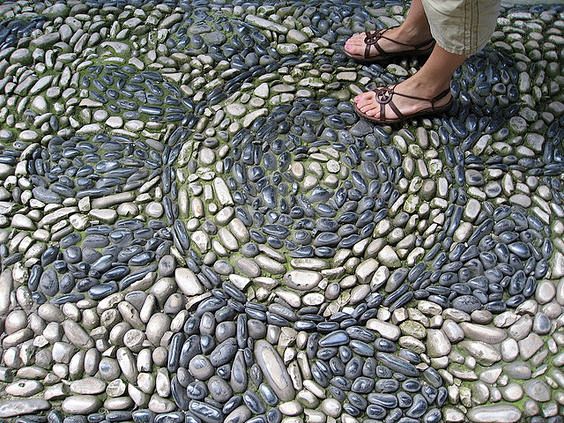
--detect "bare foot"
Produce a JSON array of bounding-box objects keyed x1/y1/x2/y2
[
  {"x1": 344, "y1": 26, "x2": 433, "y2": 59},
  {"x1": 354, "y1": 76, "x2": 452, "y2": 122}
]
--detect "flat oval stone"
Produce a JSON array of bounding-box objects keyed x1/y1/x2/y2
[
  {"x1": 319, "y1": 330, "x2": 349, "y2": 347},
  {"x1": 254, "y1": 340, "x2": 295, "y2": 401},
  {"x1": 62, "y1": 395, "x2": 102, "y2": 414},
  {"x1": 189, "y1": 355, "x2": 214, "y2": 380},
  {"x1": 375, "y1": 352, "x2": 419, "y2": 377},
  {"x1": 0, "y1": 399, "x2": 51, "y2": 418},
  {"x1": 69, "y1": 377, "x2": 107, "y2": 395},
  {"x1": 467, "y1": 404, "x2": 522, "y2": 422},
  {"x1": 367, "y1": 393, "x2": 397, "y2": 409},
  {"x1": 351, "y1": 376, "x2": 375, "y2": 394},
  {"x1": 5, "y1": 380, "x2": 42, "y2": 397},
  {"x1": 210, "y1": 338, "x2": 237, "y2": 367},
  {"x1": 189, "y1": 400, "x2": 222, "y2": 422},
  {"x1": 208, "y1": 376, "x2": 233, "y2": 403},
  {"x1": 284, "y1": 270, "x2": 322, "y2": 290},
  {"x1": 452, "y1": 295, "x2": 482, "y2": 313}
]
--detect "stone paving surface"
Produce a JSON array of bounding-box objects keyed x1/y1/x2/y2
[{"x1": 0, "y1": 0, "x2": 562, "y2": 422}]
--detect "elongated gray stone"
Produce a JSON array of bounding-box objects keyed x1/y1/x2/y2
[
  {"x1": 366, "y1": 319, "x2": 400, "y2": 341},
  {"x1": 0, "y1": 270, "x2": 12, "y2": 315},
  {"x1": 0, "y1": 399, "x2": 50, "y2": 418},
  {"x1": 70, "y1": 377, "x2": 106, "y2": 395},
  {"x1": 460, "y1": 340, "x2": 501, "y2": 366},
  {"x1": 5, "y1": 380, "x2": 42, "y2": 396},
  {"x1": 467, "y1": 404, "x2": 522, "y2": 422},
  {"x1": 62, "y1": 395, "x2": 101, "y2": 414},
  {"x1": 175, "y1": 268, "x2": 203, "y2": 296},
  {"x1": 460, "y1": 322, "x2": 507, "y2": 343},
  {"x1": 244, "y1": 15, "x2": 288, "y2": 33},
  {"x1": 254, "y1": 340, "x2": 295, "y2": 401},
  {"x1": 376, "y1": 352, "x2": 419, "y2": 377},
  {"x1": 62, "y1": 320, "x2": 94, "y2": 349}
]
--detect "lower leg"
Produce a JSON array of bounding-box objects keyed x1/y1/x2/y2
[
  {"x1": 398, "y1": 0, "x2": 432, "y2": 42},
  {"x1": 399, "y1": 44, "x2": 466, "y2": 96}
]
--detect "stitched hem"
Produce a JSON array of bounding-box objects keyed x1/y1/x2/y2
[
  {"x1": 422, "y1": 0, "x2": 500, "y2": 57},
  {"x1": 434, "y1": 38, "x2": 486, "y2": 56}
]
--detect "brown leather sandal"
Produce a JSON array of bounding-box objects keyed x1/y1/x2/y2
[
  {"x1": 344, "y1": 27, "x2": 435, "y2": 64},
  {"x1": 354, "y1": 85, "x2": 453, "y2": 124}
]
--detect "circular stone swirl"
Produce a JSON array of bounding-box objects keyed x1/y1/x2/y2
[{"x1": 0, "y1": 1, "x2": 562, "y2": 423}]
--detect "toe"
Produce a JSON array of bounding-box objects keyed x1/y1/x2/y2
[
  {"x1": 355, "y1": 91, "x2": 372, "y2": 101},
  {"x1": 361, "y1": 105, "x2": 379, "y2": 116},
  {"x1": 353, "y1": 90, "x2": 385, "y2": 119},
  {"x1": 356, "y1": 98, "x2": 372, "y2": 110},
  {"x1": 345, "y1": 43, "x2": 364, "y2": 56},
  {"x1": 355, "y1": 92, "x2": 375, "y2": 108},
  {"x1": 344, "y1": 41, "x2": 353, "y2": 54},
  {"x1": 345, "y1": 33, "x2": 362, "y2": 46},
  {"x1": 360, "y1": 101, "x2": 379, "y2": 114},
  {"x1": 365, "y1": 105, "x2": 383, "y2": 117},
  {"x1": 349, "y1": 32, "x2": 365, "y2": 41},
  {"x1": 345, "y1": 33, "x2": 367, "y2": 55}
]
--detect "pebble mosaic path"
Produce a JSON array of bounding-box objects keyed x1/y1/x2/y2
[{"x1": 0, "y1": 0, "x2": 562, "y2": 422}]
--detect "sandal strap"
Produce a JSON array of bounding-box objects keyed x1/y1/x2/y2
[
  {"x1": 363, "y1": 29, "x2": 376, "y2": 58},
  {"x1": 410, "y1": 38, "x2": 436, "y2": 49},
  {"x1": 429, "y1": 88, "x2": 452, "y2": 108},
  {"x1": 387, "y1": 100, "x2": 405, "y2": 121},
  {"x1": 373, "y1": 86, "x2": 451, "y2": 121},
  {"x1": 372, "y1": 85, "x2": 400, "y2": 121},
  {"x1": 363, "y1": 28, "x2": 394, "y2": 58},
  {"x1": 386, "y1": 87, "x2": 452, "y2": 108},
  {"x1": 379, "y1": 33, "x2": 434, "y2": 49},
  {"x1": 363, "y1": 27, "x2": 435, "y2": 59}
]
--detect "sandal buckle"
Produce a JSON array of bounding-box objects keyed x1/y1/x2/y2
[
  {"x1": 364, "y1": 31, "x2": 381, "y2": 46},
  {"x1": 376, "y1": 87, "x2": 393, "y2": 104}
]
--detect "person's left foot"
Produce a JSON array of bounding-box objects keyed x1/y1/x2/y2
[
  {"x1": 354, "y1": 77, "x2": 452, "y2": 123},
  {"x1": 344, "y1": 27, "x2": 434, "y2": 62}
]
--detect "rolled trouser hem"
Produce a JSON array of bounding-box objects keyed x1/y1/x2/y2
[
  {"x1": 435, "y1": 41, "x2": 471, "y2": 56},
  {"x1": 422, "y1": 0, "x2": 500, "y2": 57},
  {"x1": 434, "y1": 40, "x2": 488, "y2": 56}
]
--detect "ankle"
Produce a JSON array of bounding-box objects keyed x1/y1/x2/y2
[
  {"x1": 402, "y1": 76, "x2": 451, "y2": 98},
  {"x1": 397, "y1": 23, "x2": 432, "y2": 43}
]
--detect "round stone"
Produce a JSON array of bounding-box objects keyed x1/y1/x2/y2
[
  {"x1": 535, "y1": 281, "x2": 556, "y2": 304},
  {"x1": 501, "y1": 383, "x2": 523, "y2": 402},
  {"x1": 188, "y1": 355, "x2": 214, "y2": 380},
  {"x1": 524, "y1": 380, "x2": 551, "y2": 402},
  {"x1": 321, "y1": 398, "x2": 342, "y2": 418}
]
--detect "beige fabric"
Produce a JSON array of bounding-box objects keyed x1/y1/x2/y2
[{"x1": 422, "y1": 0, "x2": 501, "y2": 56}]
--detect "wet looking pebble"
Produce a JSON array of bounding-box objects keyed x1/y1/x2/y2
[{"x1": 0, "y1": 1, "x2": 563, "y2": 423}]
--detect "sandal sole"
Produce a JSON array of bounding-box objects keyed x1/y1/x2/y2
[
  {"x1": 344, "y1": 46, "x2": 434, "y2": 65},
  {"x1": 353, "y1": 98, "x2": 453, "y2": 125}
]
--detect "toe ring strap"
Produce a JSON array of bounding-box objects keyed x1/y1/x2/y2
[
  {"x1": 363, "y1": 29, "x2": 389, "y2": 58},
  {"x1": 364, "y1": 30, "x2": 382, "y2": 46},
  {"x1": 375, "y1": 87, "x2": 394, "y2": 104}
]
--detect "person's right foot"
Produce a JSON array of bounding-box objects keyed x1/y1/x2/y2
[
  {"x1": 344, "y1": 26, "x2": 434, "y2": 61},
  {"x1": 353, "y1": 75, "x2": 453, "y2": 124}
]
